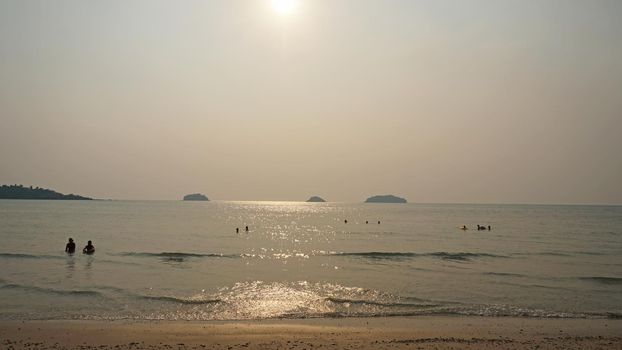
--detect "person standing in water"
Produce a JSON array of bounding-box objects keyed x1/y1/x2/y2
[
  {"x1": 82, "y1": 240, "x2": 95, "y2": 254},
  {"x1": 65, "y1": 238, "x2": 75, "y2": 254}
]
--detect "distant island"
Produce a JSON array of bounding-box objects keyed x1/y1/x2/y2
[
  {"x1": 183, "y1": 193, "x2": 209, "y2": 201},
  {"x1": 0, "y1": 184, "x2": 92, "y2": 200},
  {"x1": 306, "y1": 196, "x2": 326, "y2": 202},
  {"x1": 365, "y1": 194, "x2": 407, "y2": 203}
]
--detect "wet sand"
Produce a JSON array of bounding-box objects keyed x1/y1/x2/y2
[{"x1": 1, "y1": 317, "x2": 621, "y2": 349}]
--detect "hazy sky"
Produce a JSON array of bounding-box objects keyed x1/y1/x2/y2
[{"x1": 1, "y1": 0, "x2": 621, "y2": 203}]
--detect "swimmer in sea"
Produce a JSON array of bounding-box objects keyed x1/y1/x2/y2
[
  {"x1": 65, "y1": 238, "x2": 75, "y2": 254},
  {"x1": 82, "y1": 240, "x2": 95, "y2": 254}
]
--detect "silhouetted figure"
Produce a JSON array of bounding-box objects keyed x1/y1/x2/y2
[
  {"x1": 378, "y1": 221, "x2": 380, "y2": 224},
  {"x1": 65, "y1": 238, "x2": 75, "y2": 254},
  {"x1": 488, "y1": 225, "x2": 491, "y2": 231},
  {"x1": 236, "y1": 228, "x2": 239, "y2": 234},
  {"x1": 245, "y1": 226, "x2": 249, "y2": 232},
  {"x1": 366, "y1": 221, "x2": 368, "y2": 224},
  {"x1": 461, "y1": 225, "x2": 468, "y2": 230},
  {"x1": 82, "y1": 240, "x2": 95, "y2": 255},
  {"x1": 344, "y1": 219, "x2": 348, "y2": 224}
]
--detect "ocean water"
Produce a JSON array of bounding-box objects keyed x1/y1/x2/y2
[{"x1": 0, "y1": 200, "x2": 620, "y2": 321}]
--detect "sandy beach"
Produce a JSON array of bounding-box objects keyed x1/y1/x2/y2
[{"x1": 1, "y1": 317, "x2": 620, "y2": 350}]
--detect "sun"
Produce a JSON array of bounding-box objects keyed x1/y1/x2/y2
[{"x1": 271, "y1": 0, "x2": 299, "y2": 16}]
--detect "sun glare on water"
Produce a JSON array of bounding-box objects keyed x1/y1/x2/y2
[{"x1": 271, "y1": 0, "x2": 299, "y2": 16}]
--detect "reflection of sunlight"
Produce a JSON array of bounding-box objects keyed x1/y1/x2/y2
[
  {"x1": 146, "y1": 281, "x2": 424, "y2": 320},
  {"x1": 271, "y1": 0, "x2": 299, "y2": 16},
  {"x1": 218, "y1": 281, "x2": 328, "y2": 319},
  {"x1": 212, "y1": 281, "x2": 410, "y2": 319}
]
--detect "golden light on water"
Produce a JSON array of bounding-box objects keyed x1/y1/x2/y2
[{"x1": 271, "y1": 0, "x2": 299, "y2": 16}]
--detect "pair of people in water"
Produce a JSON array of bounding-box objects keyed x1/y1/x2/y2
[
  {"x1": 461, "y1": 225, "x2": 492, "y2": 230},
  {"x1": 65, "y1": 238, "x2": 95, "y2": 254},
  {"x1": 235, "y1": 226, "x2": 249, "y2": 233}
]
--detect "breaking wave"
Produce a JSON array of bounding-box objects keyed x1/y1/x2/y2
[
  {"x1": 117, "y1": 252, "x2": 237, "y2": 259},
  {"x1": 580, "y1": 276, "x2": 622, "y2": 285},
  {"x1": 114, "y1": 251, "x2": 506, "y2": 262},
  {"x1": 483, "y1": 272, "x2": 526, "y2": 277},
  {"x1": 0, "y1": 253, "x2": 65, "y2": 260},
  {"x1": 0, "y1": 283, "x2": 102, "y2": 297},
  {"x1": 326, "y1": 297, "x2": 439, "y2": 308},
  {"x1": 332, "y1": 251, "x2": 506, "y2": 261},
  {"x1": 138, "y1": 295, "x2": 222, "y2": 305}
]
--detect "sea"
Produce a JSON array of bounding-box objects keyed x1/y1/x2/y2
[{"x1": 0, "y1": 200, "x2": 620, "y2": 321}]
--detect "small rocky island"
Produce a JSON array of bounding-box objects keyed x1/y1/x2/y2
[
  {"x1": 183, "y1": 193, "x2": 209, "y2": 201},
  {"x1": 0, "y1": 184, "x2": 92, "y2": 200},
  {"x1": 306, "y1": 196, "x2": 326, "y2": 202},
  {"x1": 365, "y1": 194, "x2": 407, "y2": 203}
]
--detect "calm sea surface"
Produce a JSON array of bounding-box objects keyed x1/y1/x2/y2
[{"x1": 0, "y1": 200, "x2": 620, "y2": 320}]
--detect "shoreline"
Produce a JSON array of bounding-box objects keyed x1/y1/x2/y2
[{"x1": 1, "y1": 316, "x2": 621, "y2": 349}]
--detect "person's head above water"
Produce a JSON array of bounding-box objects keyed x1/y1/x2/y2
[
  {"x1": 83, "y1": 240, "x2": 95, "y2": 254},
  {"x1": 68, "y1": 238, "x2": 73, "y2": 242}
]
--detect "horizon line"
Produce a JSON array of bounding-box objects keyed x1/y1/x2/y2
[{"x1": 74, "y1": 199, "x2": 622, "y2": 207}]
